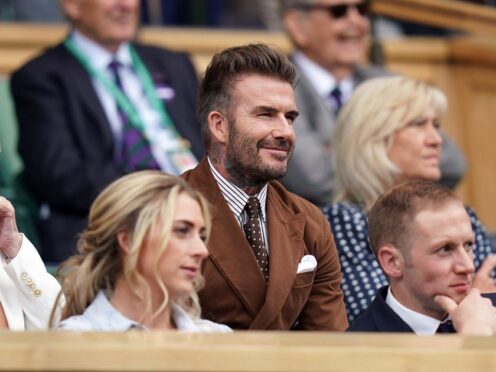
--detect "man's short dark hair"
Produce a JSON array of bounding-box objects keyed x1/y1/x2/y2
[
  {"x1": 368, "y1": 180, "x2": 460, "y2": 257},
  {"x1": 197, "y1": 43, "x2": 297, "y2": 150}
]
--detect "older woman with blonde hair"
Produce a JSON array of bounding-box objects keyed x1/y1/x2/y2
[
  {"x1": 324, "y1": 76, "x2": 495, "y2": 322},
  {"x1": 53, "y1": 171, "x2": 230, "y2": 332}
]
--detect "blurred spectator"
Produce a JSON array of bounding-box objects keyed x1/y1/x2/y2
[
  {"x1": 140, "y1": 0, "x2": 279, "y2": 28},
  {"x1": 0, "y1": 0, "x2": 63, "y2": 22},
  {"x1": 11, "y1": 0, "x2": 203, "y2": 263},
  {"x1": 279, "y1": 0, "x2": 466, "y2": 207}
]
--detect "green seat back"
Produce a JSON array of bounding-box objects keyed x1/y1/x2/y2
[{"x1": 0, "y1": 76, "x2": 40, "y2": 247}]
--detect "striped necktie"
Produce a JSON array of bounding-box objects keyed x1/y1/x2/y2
[{"x1": 108, "y1": 60, "x2": 160, "y2": 172}]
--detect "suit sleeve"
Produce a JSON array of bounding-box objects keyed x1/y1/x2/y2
[
  {"x1": 296, "y1": 212, "x2": 348, "y2": 330},
  {"x1": 10, "y1": 64, "x2": 122, "y2": 213},
  {"x1": 282, "y1": 111, "x2": 334, "y2": 206},
  {"x1": 2, "y1": 236, "x2": 61, "y2": 329}
]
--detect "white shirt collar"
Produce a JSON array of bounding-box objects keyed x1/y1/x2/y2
[
  {"x1": 386, "y1": 286, "x2": 443, "y2": 335},
  {"x1": 82, "y1": 291, "x2": 223, "y2": 332},
  {"x1": 70, "y1": 29, "x2": 132, "y2": 71},
  {"x1": 207, "y1": 156, "x2": 267, "y2": 221},
  {"x1": 293, "y1": 50, "x2": 353, "y2": 102}
]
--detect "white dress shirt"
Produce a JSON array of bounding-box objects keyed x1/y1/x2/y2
[
  {"x1": 207, "y1": 157, "x2": 269, "y2": 254},
  {"x1": 386, "y1": 287, "x2": 444, "y2": 335}
]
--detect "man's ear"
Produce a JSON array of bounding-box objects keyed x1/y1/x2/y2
[
  {"x1": 208, "y1": 111, "x2": 229, "y2": 145},
  {"x1": 117, "y1": 231, "x2": 130, "y2": 256},
  {"x1": 282, "y1": 10, "x2": 310, "y2": 48},
  {"x1": 59, "y1": 0, "x2": 81, "y2": 21},
  {"x1": 377, "y1": 245, "x2": 404, "y2": 279}
]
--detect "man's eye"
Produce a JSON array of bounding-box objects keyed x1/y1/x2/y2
[
  {"x1": 464, "y1": 241, "x2": 474, "y2": 252},
  {"x1": 258, "y1": 112, "x2": 272, "y2": 118},
  {"x1": 286, "y1": 115, "x2": 297, "y2": 124},
  {"x1": 437, "y1": 245, "x2": 452, "y2": 255}
]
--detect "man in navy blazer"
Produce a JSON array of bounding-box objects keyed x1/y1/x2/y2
[
  {"x1": 348, "y1": 180, "x2": 496, "y2": 335},
  {"x1": 11, "y1": 0, "x2": 203, "y2": 262}
]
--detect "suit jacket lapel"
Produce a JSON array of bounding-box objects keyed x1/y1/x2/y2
[
  {"x1": 250, "y1": 184, "x2": 306, "y2": 329},
  {"x1": 371, "y1": 287, "x2": 414, "y2": 332},
  {"x1": 293, "y1": 61, "x2": 336, "y2": 140},
  {"x1": 59, "y1": 44, "x2": 114, "y2": 148},
  {"x1": 185, "y1": 159, "x2": 267, "y2": 317}
]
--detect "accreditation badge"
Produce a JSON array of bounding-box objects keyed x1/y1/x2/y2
[{"x1": 168, "y1": 148, "x2": 198, "y2": 174}]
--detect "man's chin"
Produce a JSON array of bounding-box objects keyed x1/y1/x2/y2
[{"x1": 443, "y1": 289, "x2": 470, "y2": 305}]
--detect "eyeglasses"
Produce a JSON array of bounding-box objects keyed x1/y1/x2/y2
[{"x1": 296, "y1": 1, "x2": 371, "y2": 19}]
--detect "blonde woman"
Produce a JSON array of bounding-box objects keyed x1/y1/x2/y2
[
  {"x1": 323, "y1": 76, "x2": 495, "y2": 323},
  {"x1": 54, "y1": 171, "x2": 230, "y2": 332}
]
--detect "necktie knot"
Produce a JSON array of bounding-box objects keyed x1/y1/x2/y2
[
  {"x1": 329, "y1": 86, "x2": 343, "y2": 116},
  {"x1": 245, "y1": 197, "x2": 261, "y2": 219},
  {"x1": 108, "y1": 59, "x2": 121, "y2": 71},
  {"x1": 108, "y1": 59, "x2": 124, "y2": 89},
  {"x1": 436, "y1": 319, "x2": 455, "y2": 333}
]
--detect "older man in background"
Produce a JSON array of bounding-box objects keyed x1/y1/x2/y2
[
  {"x1": 280, "y1": 0, "x2": 466, "y2": 206},
  {"x1": 11, "y1": 0, "x2": 203, "y2": 262}
]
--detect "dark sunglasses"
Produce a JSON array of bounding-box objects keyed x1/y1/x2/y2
[{"x1": 296, "y1": 1, "x2": 370, "y2": 19}]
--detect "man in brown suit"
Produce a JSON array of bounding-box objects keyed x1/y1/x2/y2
[{"x1": 182, "y1": 43, "x2": 348, "y2": 330}]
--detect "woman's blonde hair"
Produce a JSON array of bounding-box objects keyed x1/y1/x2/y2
[
  {"x1": 51, "y1": 171, "x2": 211, "y2": 325},
  {"x1": 333, "y1": 75, "x2": 447, "y2": 209}
]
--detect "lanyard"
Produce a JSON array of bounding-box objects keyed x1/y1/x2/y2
[{"x1": 63, "y1": 37, "x2": 182, "y2": 143}]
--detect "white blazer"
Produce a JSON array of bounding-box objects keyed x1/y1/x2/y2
[{"x1": 0, "y1": 236, "x2": 61, "y2": 330}]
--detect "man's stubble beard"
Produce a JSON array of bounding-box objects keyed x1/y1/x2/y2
[{"x1": 223, "y1": 121, "x2": 293, "y2": 189}]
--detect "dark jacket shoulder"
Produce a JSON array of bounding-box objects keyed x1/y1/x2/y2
[{"x1": 347, "y1": 286, "x2": 414, "y2": 333}]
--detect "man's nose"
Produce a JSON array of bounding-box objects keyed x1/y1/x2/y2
[
  {"x1": 454, "y1": 248, "x2": 475, "y2": 274},
  {"x1": 272, "y1": 115, "x2": 295, "y2": 140}
]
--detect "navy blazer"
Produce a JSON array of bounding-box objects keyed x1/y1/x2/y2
[
  {"x1": 11, "y1": 42, "x2": 203, "y2": 262},
  {"x1": 348, "y1": 286, "x2": 496, "y2": 333}
]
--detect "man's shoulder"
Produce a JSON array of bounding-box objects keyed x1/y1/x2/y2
[
  {"x1": 268, "y1": 180, "x2": 325, "y2": 220},
  {"x1": 180, "y1": 159, "x2": 218, "y2": 201},
  {"x1": 353, "y1": 64, "x2": 394, "y2": 84},
  {"x1": 12, "y1": 43, "x2": 69, "y2": 77},
  {"x1": 347, "y1": 286, "x2": 387, "y2": 332},
  {"x1": 133, "y1": 43, "x2": 192, "y2": 63},
  {"x1": 347, "y1": 308, "x2": 376, "y2": 332}
]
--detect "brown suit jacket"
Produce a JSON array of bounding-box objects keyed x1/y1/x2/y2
[{"x1": 182, "y1": 158, "x2": 348, "y2": 330}]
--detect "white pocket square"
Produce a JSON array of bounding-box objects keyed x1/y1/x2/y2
[{"x1": 296, "y1": 255, "x2": 317, "y2": 274}]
